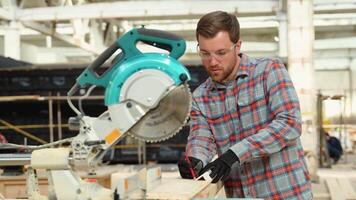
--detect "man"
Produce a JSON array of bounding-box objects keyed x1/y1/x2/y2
[
  {"x1": 178, "y1": 11, "x2": 312, "y2": 199},
  {"x1": 325, "y1": 132, "x2": 343, "y2": 164}
]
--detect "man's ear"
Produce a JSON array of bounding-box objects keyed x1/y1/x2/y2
[{"x1": 236, "y1": 40, "x2": 242, "y2": 52}]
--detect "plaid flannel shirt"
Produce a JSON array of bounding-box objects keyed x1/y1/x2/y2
[{"x1": 186, "y1": 54, "x2": 312, "y2": 199}]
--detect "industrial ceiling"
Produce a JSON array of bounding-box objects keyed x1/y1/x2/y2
[{"x1": 0, "y1": 0, "x2": 355, "y2": 70}]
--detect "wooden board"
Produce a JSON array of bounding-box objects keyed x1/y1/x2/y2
[
  {"x1": 146, "y1": 178, "x2": 209, "y2": 199},
  {"x1": 0, "y1": 175, "x2": 48, "y2": 199},
  {"x1": 144, "y1": 178, "x2": 223, "y2": 200},
  {"x1": 325, "y1": 177, "x2": 347, "y2": 200},
  {"x1": 317, "y1": 166, "x2": 356, "y2": 200},
  {"x1": 325, "y1": 177, "x2": 356, "y2": 200},
  {"x1": 338, "y1": 178, "x2": 356, "y2": 200},
  {"x1": 312, "y1": 182, "x2": 330, "y2": 200}
]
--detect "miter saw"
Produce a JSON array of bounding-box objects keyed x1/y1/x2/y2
[{"x1": 27, "y1": 28, "x2": 191, "y2": 200}]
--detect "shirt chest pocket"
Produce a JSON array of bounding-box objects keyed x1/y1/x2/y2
[
  {"x1": 237, "y1": 83, "x2": 265, "y2": 107},
  {"x1": 236, "y1": 83, "x2": 268, "y2": 132},
  {"x1": 201, "y1": 91, "x2": 226, "y2": 119}
]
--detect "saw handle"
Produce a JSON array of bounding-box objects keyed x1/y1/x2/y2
[
  {"x1": 137, "y1": 28, "x2": 186, "y2": 59},
  {"x1": 75, "y1": 42, "x2": 121, "y2": 88},
  {"x1": 86, "y1": 42, "x2": 119, "y2": 72},
  {"x1": 75, "y1": 28, "x2": 186, "y2": 88},
  {"x1": 119, "y1": 28, "x2": 186, "y2": 59}
]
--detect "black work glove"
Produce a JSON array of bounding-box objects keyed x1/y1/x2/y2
[
  {"x1": 200, "y1": 150, "x2": 239, "y2": 183},
  {"x1": 178, "y1": 156, "x2": 203, "y2": 179}
]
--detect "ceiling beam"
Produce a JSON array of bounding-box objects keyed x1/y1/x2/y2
[
  {"x1": 22, "y1": 21, "x2": 103, "y2": 55},
  {"x1": 314, "y1": 0, "x2": 356, "y2": 14},
  {"x1": 0, "y1": 7, "x2": 12, "y2": 20},
  {"x1": 0, "y1": 0, "x2": 17, "y2": 20},
  {"x1": 15, "y1": 0, "x2": 279, "y2": 22},
  {"x1": 9, "y1": 1, "x2": 356, "y2": 22},
  {"x1": 314, "y1": 57, "x2": 356, "y2": 70},
  {"x1": 315, "y1": 37, "x2": 356, "y2": 50}
]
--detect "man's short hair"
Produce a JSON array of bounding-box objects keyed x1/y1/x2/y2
[{"x1": 196, "y1": 11, "x2": 240, "y2": 43}]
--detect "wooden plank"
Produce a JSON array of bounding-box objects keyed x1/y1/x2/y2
[
  {"x1": 338, "y1": 178, "x2": 356, "y2": 200},
  {"x1": 0, "y1": 177, "x2": 48, "y2": 199},
  {"x1": 0, "y1": 181, "x2": 5, "y2": 198},
  {"x1": 312, "y1": 182, "x2": 330, "y2": 200},
  {"x1": 318, "y1": 169, "x2": 356, "y2": 179},
  {"x1": 325, "y1": 177, "x2": 347, "y2": 200},
  {"x1": 145, "y1": 178, "x2": 211, "y2": 199},
  {"x1": 193, "y1": 181, "x2": 224, "y2": 198}
]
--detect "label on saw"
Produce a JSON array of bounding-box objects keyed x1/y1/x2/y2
[{"x1": 105, "y1": 129, "x2": 121, "y2": 145}]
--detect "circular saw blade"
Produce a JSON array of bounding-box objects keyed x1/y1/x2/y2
[{"x1": 128, "y1": 84, "x2": 191, "y2": 142}]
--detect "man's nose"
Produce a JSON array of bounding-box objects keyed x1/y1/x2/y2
[{"x1": 208, "y1": 55, "x2": 219, "y2": 65}]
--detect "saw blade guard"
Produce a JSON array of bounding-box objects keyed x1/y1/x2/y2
[
  {"x1": 104, "y1": 53, "x2": 190, "y2": 105},
  {"x1": 105, "y1": 54, "x2": 191, "y2": 142}
]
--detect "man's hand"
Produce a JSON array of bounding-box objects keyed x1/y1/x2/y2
[
  {"x1": 178, "y1": 156, "x2": 203, "y2": 179},
  {"x1": 200, "y1": 150, "x2": 239, "y2": 183}
]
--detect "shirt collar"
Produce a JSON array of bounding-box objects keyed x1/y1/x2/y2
[{"x1": 206, "y1": 53, "x2": 252, "y2": 91}]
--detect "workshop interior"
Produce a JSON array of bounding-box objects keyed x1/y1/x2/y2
[{"x1": 0, "y1": 0, "x2": 356, "y2": 199}]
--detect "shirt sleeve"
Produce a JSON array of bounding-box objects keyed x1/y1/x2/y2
[
  {"x1": 231, "y1": 59, "x2": 302, "y2": 164},
  {"x1": 186, "y1": 98, "x2": 217, "y2": 166}
]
